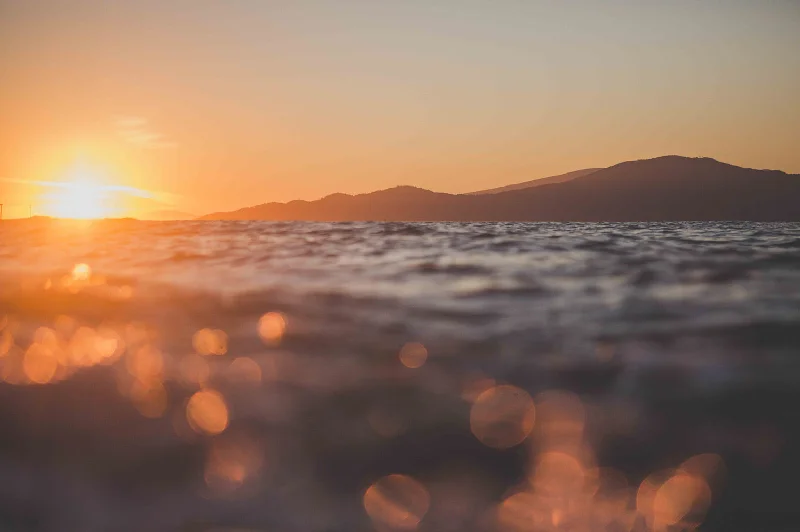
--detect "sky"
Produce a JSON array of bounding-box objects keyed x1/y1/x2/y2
[{"x1": 1, "y1": 0, "x2": 799, "y2": 217}]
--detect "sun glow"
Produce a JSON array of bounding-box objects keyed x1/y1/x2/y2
[
  {"x1": 46, "y1": 181, "x2": 113, "y2": 219},
  {"x1": 36, "y1": 163, "x2": 117, "y2": 219},
  {"x1": 35, "y1": 161, "x2": 156, "y2": 219}
]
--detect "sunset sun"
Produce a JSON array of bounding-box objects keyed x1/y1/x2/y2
[
  {"x1": 47, "y1": 181, "x2": 111, "y2": 219},
  {"x1": 38, "y1": 163, "x2": 119, "y2": 219}
]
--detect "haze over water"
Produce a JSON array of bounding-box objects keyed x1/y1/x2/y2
[{"x1": 1, "y1": 219, "x2": 799, "y2": 531}]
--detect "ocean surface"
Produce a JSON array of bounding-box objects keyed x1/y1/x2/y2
[{"x1": 0, "y1": 219, "x2": 799, "y2": 531}]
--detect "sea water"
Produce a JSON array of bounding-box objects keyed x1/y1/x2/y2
[{"x1": 0, "y1": 219, "x2": 798, "y2": 531}]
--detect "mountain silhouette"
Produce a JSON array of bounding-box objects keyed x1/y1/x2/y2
[
  {"x1": 468, "y1": 168, "x2": 601, "y2": 195},
  {"x1": 141, "y1": 209, "x2": 195, "y2": 221},
  {"x1": 200, "y1": 156, "x2": 800, "y2": 221}
]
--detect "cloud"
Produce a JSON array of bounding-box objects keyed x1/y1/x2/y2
[{"x1": 113, "y1": 115, "x2": 177, "y2": 149}]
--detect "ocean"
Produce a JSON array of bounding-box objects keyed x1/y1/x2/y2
[{"x1": 0, "y1": 219, "x2": 799, "y2": 531}]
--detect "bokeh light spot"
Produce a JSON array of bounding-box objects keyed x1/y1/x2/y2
[
  {"x1": 534, "y1": 390, "x2": 586, "y2": 451},
  {"x1": 653, "y1": 473, "x2": 712, "y2": 528},
  {"x1": 71, "y1": 263, "x2": 91, "y2": 282},
  {"x1": 399, "y1": 342, "x2": 428, "y2": 369},
  {"x1": 130, "y1": 381, "x2": 168, "y2": 418},
  {"x1": 470, "y1": 385, "x2": 535, "y2": 449},
  {"x1": 531, "y1": 451, "x2": 586, "y2": 497},
  {"x1": 0, "y1": 330, "x2": 13, "y2": 357},
  {"x1": 364, "y1": 474, "x2": 430, "y2": 531},
  {"x1": 204, "y1": 434, "x2": 264, "y2": 494},
  {"x1": 258, "y1": 312, "x2": 286, "y2": 345},
  {"x1": 679, "y1": 453, "x2": 726, "y2": 493},
  {"x1": 126, "y1": 344, "x2": 164, "y2": 386},
  {"x1": 23, "y1": 343, "x2": 58, "y2": 384},
  {"x1": 187, "y1": 389, "x2": 230, "y2": 435},
  {"x1": 193, "y1": 328, "x2": 228, "y2": 356},
  {"x1": 227, "y1": 356, "x2": 262, "y2": 384}
]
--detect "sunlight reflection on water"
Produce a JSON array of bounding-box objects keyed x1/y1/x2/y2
[{"x1": 0, "y1": 221, "x2": 798, "y2": 531}]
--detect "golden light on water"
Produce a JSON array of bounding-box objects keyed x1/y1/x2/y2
[
  {"x1": 179, "y1": 353, "x2": 211, "y2": 386},
  {"x1": 363, "y1": 474, "x2": 430, "y2": 531},
  {"x1": 23, "y1": 343, "x2": 58, "y2": 384},
  {"x1": 186, "y1": 389, "x2": 230, "y2": 435},
  {"x1": 470, "y1": 385, "x2": 535, "y2": 449},
  {"x1": 0, "y1": 317, "x2": 13, "y2": 358},
  {"x1": 0, "y1": 273, "x2": 729, "y2": 531},
  {"x1": 226, "y1": 357, "x2": 262, "y2": 384},
  {"x1": 72, "y1": 263, "x2": 92, "y2": 282},
  {"x1": 636, "y1": 469, "x2": 675, "y2": 529},
  {"x1": 399, "y1": 342, "x2": 428, "y2": 369},
  {"x1": 130, "y1": 380, "x2": 168, "y2": 418},
  {"x1": 258, "y1": 312, "x2": 286, "y2": 345},
  {"x1": 533, "y1": 390, "x2": 586, "y2": 453},
  {"x1": 530, "y1": 451, "x2": 587, "y2": 498},
  {"x1": 204, "y1": 434, "x2": 264, "y2": 494},
  {"x1": 193, "y1": 328, "x2": 228, "y2": 356},
  {"x1": 460, "y1": 374, "x2": 497, "y2": 403},
  {"x1": 497, "y1": 491, "x2": 547, "y2": 532},
  {"x1": 487, "y1": 390, "x2": 725, "y2": 532},
  {"x1": 70, "y1": 326, "x2": 123, "y2": 366},
  {"x1": 126, "y1": 345, "x2": 164, "y2": 386},
  {"x1": 1, "y1": 348, "x2": 26, "y2": 384},
  {"x1": 679, "y1": 453, "x2": 727, "y2": 492},
  {"x1": 652, "y1": 472, "x2": 712, "y2": 529},
  {"x1": 632, "y1": 454, "x2": 723, "y2": 531},
  {"x1": 0, "y1": 330, "x2": 12, "y2": 357}
]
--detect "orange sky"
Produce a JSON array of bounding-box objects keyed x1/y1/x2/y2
[{"x1": 1, "y1": 1, "x2": 799, "y2": 218}]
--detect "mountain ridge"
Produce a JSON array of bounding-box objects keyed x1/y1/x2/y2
[
  {"x1": 199, "y1": 156, "x2": 800, "y2": 221},
  {"x1": 468, "y1": 168, "x2": 601, "y2": 195}
]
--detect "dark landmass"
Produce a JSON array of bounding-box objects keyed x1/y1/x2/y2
[
  {"x1": 200, "y1": 156, "x2": 800, "y2": 221},
  {"x1": 467, "y1": 167, "x2": 601, "y2": 195},
  {"x1": 141, "y1": 209, "x2": 195, "y2": 221}
]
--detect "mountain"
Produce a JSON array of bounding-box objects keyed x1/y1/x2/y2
[
  {"x1": 199, "y1": 156, "x2": 800, "y2": 221},
  {"x1": 140, "y1": 209, "x2": 195, "y2": 221},
  {"x1": 468, "y1": 168, "x2": 601, "y2": 195}
]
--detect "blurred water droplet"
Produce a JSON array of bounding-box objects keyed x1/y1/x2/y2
[
  {"x1": 227, "y1": 356, "x2": 262, "y2": 384},
  {"x1": 187, "y1": 389, "x2": 229, "y2": 435},
  {"x1": 23, "y1": 343, "x2": 58, "y2": 384},
  {"x1": 258, "y1": 312, "x2": 286, "y2": 345},
  {"x1": 131, "y1": 381, "x2": 168, "y2": 418},
  {"x1": 653, "y1": 472, "x2": 711, "y2": 529},
  {"x1": 530, "y1": 451, "x2": 586, "y2": 498},
  {"x1": 193, "y1": 328, "x2": 228, "y2": 356},
  {"x1": 470, "y1": 385, "x2": 535, "y2": 449},
  {"x1": 126, "y1": 344, "x2": 164, "y2": 385},
  {"x1": 204, "y1": 434, "x2": 264, "y2": 494},
  {"x1": 364, "y1": 474, "x2": 430, "y2": 531},
  {"x1": 399, "y1": 342, "x2": 427, "y2": 369}
]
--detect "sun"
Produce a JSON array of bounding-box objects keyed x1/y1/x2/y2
[
  {"x1": 48, "y1": 181, "x2": 112, "y2": 219},
  {"x1": 40, "y1": 163, "x2": 117, "y2": 219}
]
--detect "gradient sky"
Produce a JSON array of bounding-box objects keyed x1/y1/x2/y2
[{"x1": 1, "y1": 0, "x2": 799, "y2": 216}]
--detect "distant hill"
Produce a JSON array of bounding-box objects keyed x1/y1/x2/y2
[
  {"x1": 199, "y1": 156, "x2": 800, "y2": 221},
  {"x1": 468, "y1": 168, "x2": 601, "y2": 195},
  {"x1": 140, "y1": 209, "x2": 195, "y2": 221}
]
